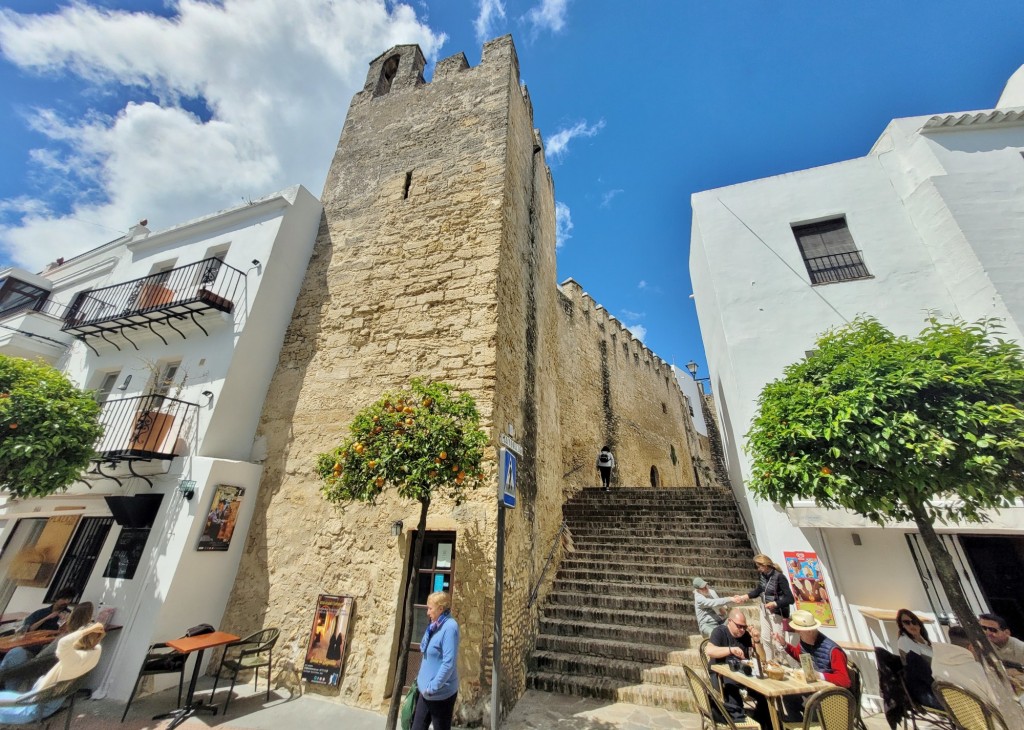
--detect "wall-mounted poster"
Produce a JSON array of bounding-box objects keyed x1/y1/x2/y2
[
  {"x1": 302, "y1": 594, "x2": 355, "y2": 686},
  {"x1": 784, "y1": 550, "x2": 836, "y2": 627},
  {"x1": 197, "y1": 485, "x2": 244, "y2": 552}
]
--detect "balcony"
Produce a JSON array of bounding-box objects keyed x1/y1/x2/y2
[
  {"x1": 0, "y1": 299, "x2": 76, "y2": 363},
  {"x1": 92, "y1": 394, "x2": 198, "y2": 465},
  {"x1": 804, "y1": 250, "x2": 872, "y2": 285},
  {"x1": 62, "y1": 258, "x2": 243, "y2": 352}
]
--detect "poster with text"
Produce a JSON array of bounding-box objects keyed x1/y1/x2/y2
[
  {"x1": 302, "y1": 594, "x2": 355, "y2": 686},
  {"x1": 196, "y1": 485, "x2": 244, "y2": 551},
  {"x1": 783, "y1": 550, "x2": 836, "y2": 627}
]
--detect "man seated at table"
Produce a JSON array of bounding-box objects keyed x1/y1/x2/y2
[
  {"x1": 932, "y1": 626, "x2": 999, "y2": 705},
  {"x1": 694, "y1": 577, "x2": 741, "y2": 638},
  {"x1": 979, "y1": 613, "x2": 1024, "y2": 670},
  {"x1": 19, "y1": 589, "x2": 76, "y2": 634},
  {"x1": 705, "y1": 608, "x2": 769, "y2": 728},
  {"x1": 778, "y1": 610, "x2": 850, "y2": 721},
  {"x1": 0, "y1": 603, "x2": 93, "y2": 691}
]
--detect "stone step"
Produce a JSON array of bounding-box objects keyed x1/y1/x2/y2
[
  {"x1": 568, "y1": 539, "x2": 751, "y2": 555},
  {"x1": 534, "y1": 634, "x2": 687, "y2": 664},
  {"x1": 531, "y1": 650, "x2": 650, "y2": 683},
  {"x1": 567, "y1": 526, "x2": 749, "y2": 540},
  {"x1": 558, "y1": 568, "x2": 717, "y2": 588},
  {"x1": 546, "y1": 590, "x2": 687, "y2": 614},
  {"x1": 642, "y1": 664, "x2": 692, "y2": 688},
  {"x1": 539, "y1": 617, "x2": 689, "y2": 646},
  {"x1": 526, "y1": 671, "x2": 696, "y2": 713},
  {"x1": 542, "y1": 604, "x2": 695, "y2": 632},
  {"x1": 551, "y1": 578, "x2": 691, "y2": 600},
  {"x1": 560, "y1": 556, "x2": 756, "y2": 579}
]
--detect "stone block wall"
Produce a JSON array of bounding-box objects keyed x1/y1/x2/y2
[{"x1": 556, "y1": 280, "x2": 705, "y2": 493}]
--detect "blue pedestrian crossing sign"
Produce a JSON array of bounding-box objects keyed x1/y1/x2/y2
[{"x1": 499, "y1": 447, "x2": 518, "y2": 508}]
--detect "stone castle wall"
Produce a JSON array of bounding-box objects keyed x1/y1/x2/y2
[
  {"x1": 556, "y1": 280, "x2": 707, "y2": 494},
  {"x1": 221, "y1": 35, "x2": 712, "y2": 726}
]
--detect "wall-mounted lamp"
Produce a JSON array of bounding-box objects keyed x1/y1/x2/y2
[
  {"x1": 117, "y1": 374, "x2": 132, "y2": 391},
  {"x1": 251, "y1": 259, "x2": 260, "y2": 267},
  {"x1": 685, "y1": 360, "x2": 699, "y2": 378},
  {"x1": 177, "y1": 479, "x2": 197, "y2": 501},
  {"x1": 390, "y1": 520, "x2": 404, "y2": 537},
  {"x1": 201, "y1": 390, "x2": 214, "y2": 399}
]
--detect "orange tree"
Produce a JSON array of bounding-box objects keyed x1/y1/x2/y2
[
  {"x1": 0, "y1": 355, "x2": 103, "y2": 499},
  {"x1": 316, "y1": 378, "x2": 487, "y2": 729},
  {"x1": 746, "y1": 317, "x2": 1024, "y2": 725}
]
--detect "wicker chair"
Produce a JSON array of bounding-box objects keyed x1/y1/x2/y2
[
  {"x1": 699, "y1": 639, "x2": 724, "y2": 699},
  {"x1": 901, "y1": 668, "x2": 955, "y2": 729},
  {"x1": 683, "y1": 665, "x2": 760, "y2": 730},
  {"x1": 211, "y1": 628, "x2": 280, "y2": 711},
  {"x1": 798, "y1": 687, "x2": 857, "y2": 730},
  {"x1": 0, "y1": 675, "x2": 89, "y2": 730},
  {"x1": 846, "y1": 659, "x2": 868, "y2": 730},
  {"x1": 933, "y1": 681, "x2": 1009, "y2": 730}
]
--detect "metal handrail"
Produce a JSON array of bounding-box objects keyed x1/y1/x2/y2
[
  {"x1": 63, "y1": 258, "x2": 244, "y2": 329},
  {"x1": 0, "y1": 298, "x2": 69, "y2": 322},
  {"x1": 528, "y1": 520, "x2": 569, "y2": 608},
  {"x1": 93, "y1": 394, "x2": 198, "y2": 461}
]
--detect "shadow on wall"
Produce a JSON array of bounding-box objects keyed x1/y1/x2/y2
[{"x1": 215, "y1": 210, "x2": 334, "y2": 688}]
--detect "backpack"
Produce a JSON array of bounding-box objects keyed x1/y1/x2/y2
[{"x1": 598, "y1": 452, "x2": 613, "y2": 467}]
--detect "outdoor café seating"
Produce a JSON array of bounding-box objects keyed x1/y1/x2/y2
[
  {"x1": 0, "y1": 675, "x2": 90, "y2": 730},
  {"x1": 795, "y1": 686, "x2": 856, "y2": 730},
  {"x1": 120, "y1": 642, "x2": 188, "y2": 722},
  {"x1": 210, "y1": 627, "x2": 279, "y2": 711},
  {"x1": 933, "y1": 680, "x2": 1009, "y2": 730},
  {"x1": 684, "y1": 665, "x2": 761, "y2": 730}
]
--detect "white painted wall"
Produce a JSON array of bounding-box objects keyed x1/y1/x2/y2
[
  {"x1": 690, "y1": 82, "x2": 1024, "y2": 647},
  {"x1": 0, "y1": 186, "x2": 321, "y2": 700}
]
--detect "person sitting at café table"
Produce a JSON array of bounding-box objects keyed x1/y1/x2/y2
[
  {"x1": 0, "y1": 603, "x2": 93, "y2": 692},
  {"x1": 0, "y1": 622, "x2": 105, "y2": 724},
  {"x1": 931, "y1": 626, "x2": 999, "y2": 706},
  {"x1": 693, "y1": 577, "x2": 741, "y2": 639},
  {"x1": 979, "y1": 613, "x2": 1024, "y2": 669},
  {"x1": 705, "y1": 608, "x2": 769, "y2": 729},
  {"x1": 776, "y1": 610, "x2": 850, "y2": 721},
  {"x1": 895, "y1": 608, "x2": 938, "y2": 708},
  {"x1": 20, "y1": 589, "x2": 76, "y2": 634}
]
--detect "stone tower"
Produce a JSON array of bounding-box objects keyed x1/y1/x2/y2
[{"x1": 222, "y1": 35, "x2": 564, "y2": 723}]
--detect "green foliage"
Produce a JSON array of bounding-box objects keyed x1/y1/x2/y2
[
  {"x1": 746, "y1": 316, "x2": 1024, "y2": 524},
  {"x1": 0, "y1": 356, "x2": 104, "y2": 499},
  {"x1": 316, "y1": 378, "x2": 488, "y2": 505}
]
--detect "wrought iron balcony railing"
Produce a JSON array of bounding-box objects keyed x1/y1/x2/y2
[
  {"x1": 0, "y1": 298, "x2": 70, "y2": 322},
  {"x1": 62, "y1": 258, "x2": 244, "y2": 349},
  {"x1": 93, "y1": 394, "x2": 198, "y2": 463},
  {"x1": 804, "y1": 250, "x2": 871, "y2": 285}
]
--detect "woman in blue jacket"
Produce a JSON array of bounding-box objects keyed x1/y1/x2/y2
[{"x1": 413, "y1": 591, "x2": 459, "y2": 730}]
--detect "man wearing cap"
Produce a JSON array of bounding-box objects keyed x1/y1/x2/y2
[
  {"x1": 693, "y1": 578, "x2": 743, "y2": 638},
  {"x1": 778, "y1": 609, "x2": 850, "y2": 721}
]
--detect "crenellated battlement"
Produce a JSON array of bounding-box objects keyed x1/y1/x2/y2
[
  {"x1": 353, "y1": 35, "x2": 522, "y2": 106},
  {"x1": 557, "y1": 277, "x2": 675, "y2": 379}
]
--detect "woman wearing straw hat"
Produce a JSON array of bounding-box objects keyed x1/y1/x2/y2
[{"x1": 744, "y1": 553, "x2": 794, "y2": 663}]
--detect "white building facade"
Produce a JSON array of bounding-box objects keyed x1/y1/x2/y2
[
  {"x1": 690, "y1": 69, "x2": 1024, "y2": 650},
  {"x1": 0, "y1": 185, "x2": 321, "y2": 700}
]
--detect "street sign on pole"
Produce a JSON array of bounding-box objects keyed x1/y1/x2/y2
[{"x1": 499, "y1": 447, "x2": 518, "y2": 509}]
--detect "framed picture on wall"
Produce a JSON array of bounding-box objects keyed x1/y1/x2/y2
[
  {"x1": 196, "y1": 485, "x2": 245, "y2": 552},
  {"x1": 301, "y1": 594, "x2": 356, "y2": 686}
]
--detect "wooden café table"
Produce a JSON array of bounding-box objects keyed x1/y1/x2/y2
[
  {"x1": 0, "y1": 630, "x2": 58, "y2": 655},
  {"x1": 712, "y1": 663, "x2": 834, "y2": 730},
  {"x1": 153, "y1": 631, "x2": 240, "y2": 729}
]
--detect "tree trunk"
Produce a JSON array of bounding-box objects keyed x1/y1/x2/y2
[
  {"x1": 910, "y1": 506, "x2": 1024, "y2": 726},
  {"x1": 384, "y1": 496, "x2": 431, "y2": 730}
]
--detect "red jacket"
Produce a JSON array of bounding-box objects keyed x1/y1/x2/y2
[{"x1": 785, "y1": 635, "x2": 851, "y2": 689}]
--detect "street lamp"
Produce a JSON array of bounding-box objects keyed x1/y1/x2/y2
[
  {"x1": 391, "y1": 520, "x2": 404, "y2": 537},
  {"x1": 685, "y1": 360, "x2": 699, "y2": 379}
]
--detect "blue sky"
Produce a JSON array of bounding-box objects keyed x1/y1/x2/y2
[{"x1": 2, "y1": 1, "x2": 1024, "y2": 375}]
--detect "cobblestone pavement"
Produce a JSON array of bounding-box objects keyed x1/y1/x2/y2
[{"x1": 59, "y1": 682, "x2": 894, "y2": 729}]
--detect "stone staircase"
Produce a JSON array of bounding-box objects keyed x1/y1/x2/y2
[{"x1": 527, "y1": 486, "x2": 756, "y2": 711}]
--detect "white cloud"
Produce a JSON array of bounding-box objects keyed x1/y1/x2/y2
[
  {"x1": 525, "y1": 0, "x2": 569, "y2": 33},
  {"x1": 555, "y1": 200, "x2": 572, "y2": 249},
  {"x1": 601, "y1": 188, "x2": 623, "y2": 207},
  {"x1": 544, "y1": 119, "x2": 604, "y2": 161},
  {"x1": 621, "y1": 309, "x2": 644, "y2": 320},
  {"x1": 627, "y1": 324, "x2": 647, "y2": 342},
  {"x1": 637, "y1": 280, "x2": 648, "y2": 289},
  {"x1": 0, "y1": 0, "x2": 445, "y2": 270},
  {"x1": 474, "y1": 0, "x2": 506, "y2": 43}
]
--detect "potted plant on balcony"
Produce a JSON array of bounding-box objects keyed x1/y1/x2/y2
[
  {"x1": 129, "y1": 360, "x2": 190, "y2": 455},
  {"x1": 135, "y1": 277, "x2": 175, "y2": 310}
]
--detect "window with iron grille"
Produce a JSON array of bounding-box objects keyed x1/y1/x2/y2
[
  {"x1": 44, "y1": 517, "x2": 114, "y2": 603},
  {"x1": 792, "y1": 218, "x2": 871, "y2": 285}
]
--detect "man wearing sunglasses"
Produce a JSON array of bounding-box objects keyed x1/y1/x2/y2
[
  {"x1": 705, "y1": 609, "x2": 769, "y2": 728},
  {"x1": 979, "y1": 614, "x2": 1024, "y2": 670}
]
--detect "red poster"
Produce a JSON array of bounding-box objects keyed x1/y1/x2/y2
[{"x1": 783, "y1": 550, "x2": 836, "y2": 627}]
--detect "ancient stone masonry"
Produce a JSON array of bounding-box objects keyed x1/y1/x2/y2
[{"x1": 221, "y1": 35, "x2": 716, "y2": 726}]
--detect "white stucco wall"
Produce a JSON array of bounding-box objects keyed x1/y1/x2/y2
[{"x1": 690, "y1": 91, "x2": 1024, "y2": 645}]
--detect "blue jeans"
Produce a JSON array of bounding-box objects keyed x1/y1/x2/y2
[{"x1": 0, "y1": 690, "x2": 64, "y2": 724}]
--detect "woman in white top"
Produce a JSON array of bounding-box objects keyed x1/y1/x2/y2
[{"x1": 896, "y1": 608, "x2": 933, "y2": 662}]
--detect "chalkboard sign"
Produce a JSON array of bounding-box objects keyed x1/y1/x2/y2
[{"x1": 103, "y1": 527, "x2": 151, "y2": 579}]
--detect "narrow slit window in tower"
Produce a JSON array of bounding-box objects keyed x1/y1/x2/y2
[{"x1": 403, "y1": 171, "x2": 412, "y2": 199}]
